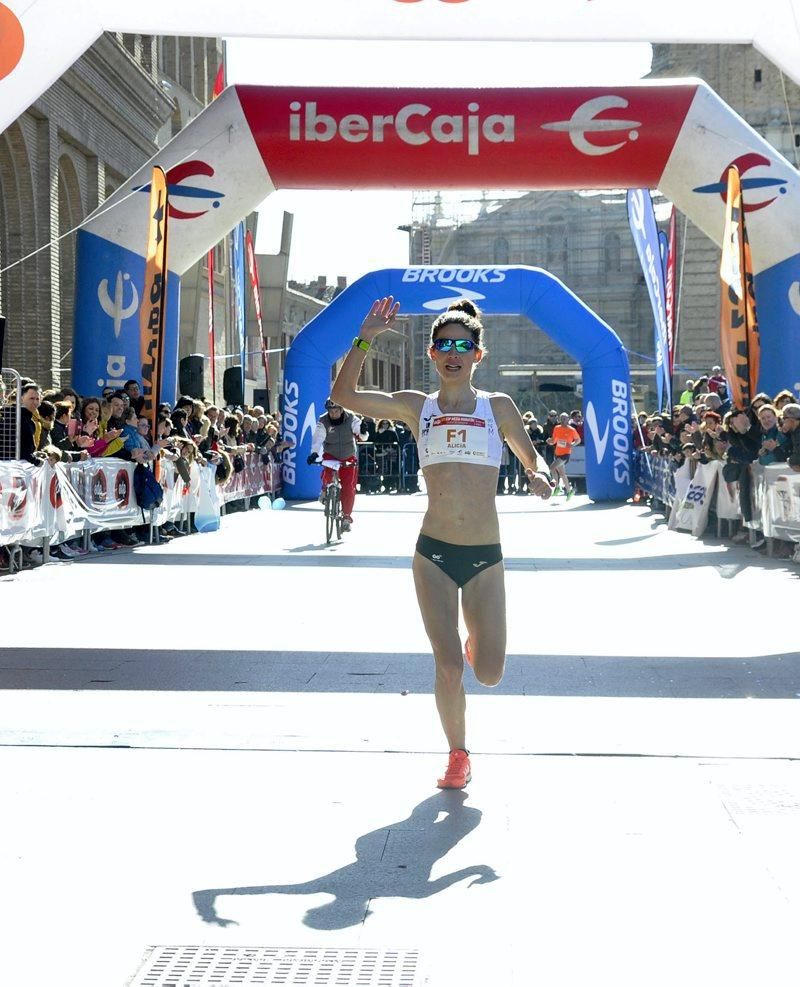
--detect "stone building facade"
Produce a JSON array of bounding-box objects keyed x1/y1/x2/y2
[
  {"x1": 405, "y1": 190, "x2": 656, "y2": 413},
  {"x1": 0, "y1": 33, "x2": 222, "y2": 387},
  {"x1": 405, "y1": 44, "x2": 800, "y2": 411}
]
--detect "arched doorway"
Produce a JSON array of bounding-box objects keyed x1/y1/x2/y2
[{"x1": 0, "y1": 123, "x2": 36, "y2": 375}]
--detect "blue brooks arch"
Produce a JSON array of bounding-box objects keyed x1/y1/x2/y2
[{"x1": 281, "y1": 266, "x2": 632, "y2": 502}]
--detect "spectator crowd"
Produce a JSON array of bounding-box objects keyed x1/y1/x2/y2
[
  {"x1": 633, "y1": 365, "x2": 800, "y2": 554},
  {"x1": 0, "y1": 377, "x2": 290, "y2": 565},
  {"x1": 6, "y1": 363, "x2": 795, "y2": 568}
]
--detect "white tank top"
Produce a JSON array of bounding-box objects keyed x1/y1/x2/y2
[{"x1": 418, "y1": 390, "x2": 503, "y2": 469}]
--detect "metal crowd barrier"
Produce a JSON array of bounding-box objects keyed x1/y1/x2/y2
[
  {"x1": 357, "y1": 440, "x2": 421, "y2": 493},
  {"x1": 634, "y1": 451, "x2": 800, "y2": 557},
  {"x1": 356, "y1": 440, "x2": 583, "y2": 495},
  {"x1": 0, "y1": 368, "x2": 22, "y2": 462},
  {"x1": 0, "y1": 450, "x2": 282, "y2": 574},
  {"x1": 0, "y1": 368, "x2": 23, "y2": 570}
]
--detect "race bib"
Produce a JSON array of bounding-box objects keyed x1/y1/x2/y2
[{"x1": 427, "y1": 415, "x2": 488, "y2": 460}]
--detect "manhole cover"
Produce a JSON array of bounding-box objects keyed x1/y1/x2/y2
[{"x1": 129, "y1": 947, "x2": 420, "y2": 986}]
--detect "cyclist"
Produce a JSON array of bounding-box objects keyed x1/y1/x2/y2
[
  {"x1": 330, "y1": 297, "x2": 554, "y2": 789},
  {"x1": 307, "y1": 398, "x2": 368, "y2": 532}
]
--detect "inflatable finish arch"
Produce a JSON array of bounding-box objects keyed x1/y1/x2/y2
[
  {"x1": 282, "y1": 266, "x2": 632, "y2": 503},
  {"x1": 74, "y1": 81, "x2": 800, "y2": 402},
  {"x1": 5, "y1": 0, "x2": 800, "y2": 135}
]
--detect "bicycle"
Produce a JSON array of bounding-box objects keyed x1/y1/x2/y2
[{"x1": 319, "y1": 458, "x2": 345, "y2": 544}]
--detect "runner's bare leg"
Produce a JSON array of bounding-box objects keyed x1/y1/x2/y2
[{"x1": 413, "y1": 553, "x2": 466, "y2": 751}]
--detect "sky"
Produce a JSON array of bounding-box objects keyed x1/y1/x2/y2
[{"x1": 225, "y1": 38, "x2": 653, "y2": 285}]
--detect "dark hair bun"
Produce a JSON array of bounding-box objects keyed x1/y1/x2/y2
[{"x1": 447, "y1": 299, "x2": 481, "y2": 320}]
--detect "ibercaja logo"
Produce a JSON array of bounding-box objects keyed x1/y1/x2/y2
[
  {"x1": 115, "y1": 469, "x2": 130, "y2": 507},
  {"x1": 92, "y1": 469, "x2": 108, "y2": 504},
  {"x1": 4, "y1": 475, "x2": 28, "y2": 521},
  {"x1": 0, "y1": 3, "x2": 25, "y2": 82},
  {"x1": 49, "y1": 474, "x2": 63, "y2": 510}
]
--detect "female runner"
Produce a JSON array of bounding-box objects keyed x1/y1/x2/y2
[{"x1": 331, "y1": 296, "x2": 554, "y2": 788}]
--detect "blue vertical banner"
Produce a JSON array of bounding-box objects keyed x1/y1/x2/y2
[
  {"x1": 231, "y1": 221, "x2": 247, "y2": 395},
  {"x1": 658, "y1": 227, "x2": 675, "y2": 401},
  {"x1": 73, "y1": 231, "x2": 181, "y2": 405},
  {"x1": 658, "y1": 229, "x2": 669, "y2": 278},
  {"x1": 627, "y1": 190, "x2": 671, "y2": 411}
]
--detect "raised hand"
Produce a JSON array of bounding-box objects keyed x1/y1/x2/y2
[{"x1": 359, "y1": 296, "x2": 401, "y2": 341}]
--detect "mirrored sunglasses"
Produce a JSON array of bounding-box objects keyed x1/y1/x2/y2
[{"x1": 432, "y1": 338, "x2": 477, "y2": 354}]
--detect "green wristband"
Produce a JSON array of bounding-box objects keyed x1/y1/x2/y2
[{"x1": 352, "y1": 336, "x2": 371, "y2": 352}]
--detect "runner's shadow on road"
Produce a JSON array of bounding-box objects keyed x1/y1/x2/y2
[
  {"x1": 192, "y1": 790, "x2": 498, "y2": 930},
  {"x1": 287, "y1": 542, "x2": 346, "y2": 553}
]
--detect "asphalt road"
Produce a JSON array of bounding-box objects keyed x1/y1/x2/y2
[{"x1": 0, "y1": 493, "x2": 798, "y2": 986}]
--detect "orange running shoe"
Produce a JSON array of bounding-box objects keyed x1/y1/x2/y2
[
  {"x1": 437, "y1": 749, "x2": 472, "y2": 789},
  {"x1": 464, "y1": 637, "x2": 473, "y2": 668}
]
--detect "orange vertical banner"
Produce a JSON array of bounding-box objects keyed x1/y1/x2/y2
[
  {"x1": 719, "y1": 166, "x2": 760, "y2": 408},
  {"x1": 740, "y1": 186, "x2": 761, "y2": 402},
  {"x1": 139, "y1": 166, "x2": 169, "y2": 440}
]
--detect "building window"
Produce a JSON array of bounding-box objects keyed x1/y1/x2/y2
[
  {"x1": 754, "y1": 68, "x2": 762, "y2": 84},
  {"x1": 178, "y1": 38, "x2": 193, "y2": 93},
  {"x1": 140, "y1": 35, "x2": 155, "y2": 76},
  {"x1": 604, "y1": 232, "x2": 622, "y2": 273},
  {"x1": 493, "y1": 236, "x2": 509, "y2": 265},
  {"x1": 546, "y1": 226, "x2": 568, "y2": 272},
  {"x1": 794, "y1": 133, "x2": 800, "y2": 148},
  {"x1": 161, "y1": 37, "x2": 177, "y2": 80}
]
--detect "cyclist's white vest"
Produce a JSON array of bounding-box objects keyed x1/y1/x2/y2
[
  {"x1": 320, "y1": 412, "x2": 358, "y2": 460},
  {"x1": 418, "y1": 390, "x2": 503, "y2": 468}
]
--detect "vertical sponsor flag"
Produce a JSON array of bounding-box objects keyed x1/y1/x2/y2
[
  {"x1": 211, "y1": 43, "x2": 227, "y2": 403},
  {"x1": 212, "y1": 42, "x2": 226, "y2": 101},
  {"x1": 627, "y1": 189, "x2": 671, "y2": 411},
  {"x1": 139, "y1": 166, "x2": 169, "y2": 441},
  {"x1": 212, "y1": 62, "x2": 225, "y2": 99},
  {"x1": 658, "y1": 230, "x2": 669, "y2": 297},
  {"x1": 245, "y1": 229, "x2": 271, "y2": 412},
  {"x1": 720, "y1": 166, "x2": 760, "y2": 408},
  {"x1": 207, "y1": 247, "x2": 216, "y2": 402},
  {"x1": 664, "y1": 207, "x2": 678, "y2": 376},
  {"x1": 231, "y1": 221, "x2": 247, "y2": 397},
  {"x1": 206, "y1": 47, "x2": 225, "y2": 405},
  {"x1": 658, "y1": 226, "x2": 675, "y2": 395}
]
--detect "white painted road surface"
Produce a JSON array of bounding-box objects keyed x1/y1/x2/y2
[{"x1": 0, "y1": 493, "x2": 798, "y2": 986}]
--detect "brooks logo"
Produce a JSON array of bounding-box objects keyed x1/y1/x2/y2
[{"x1": 585, "y1": 401, "x2": 610, "y2": 464}]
